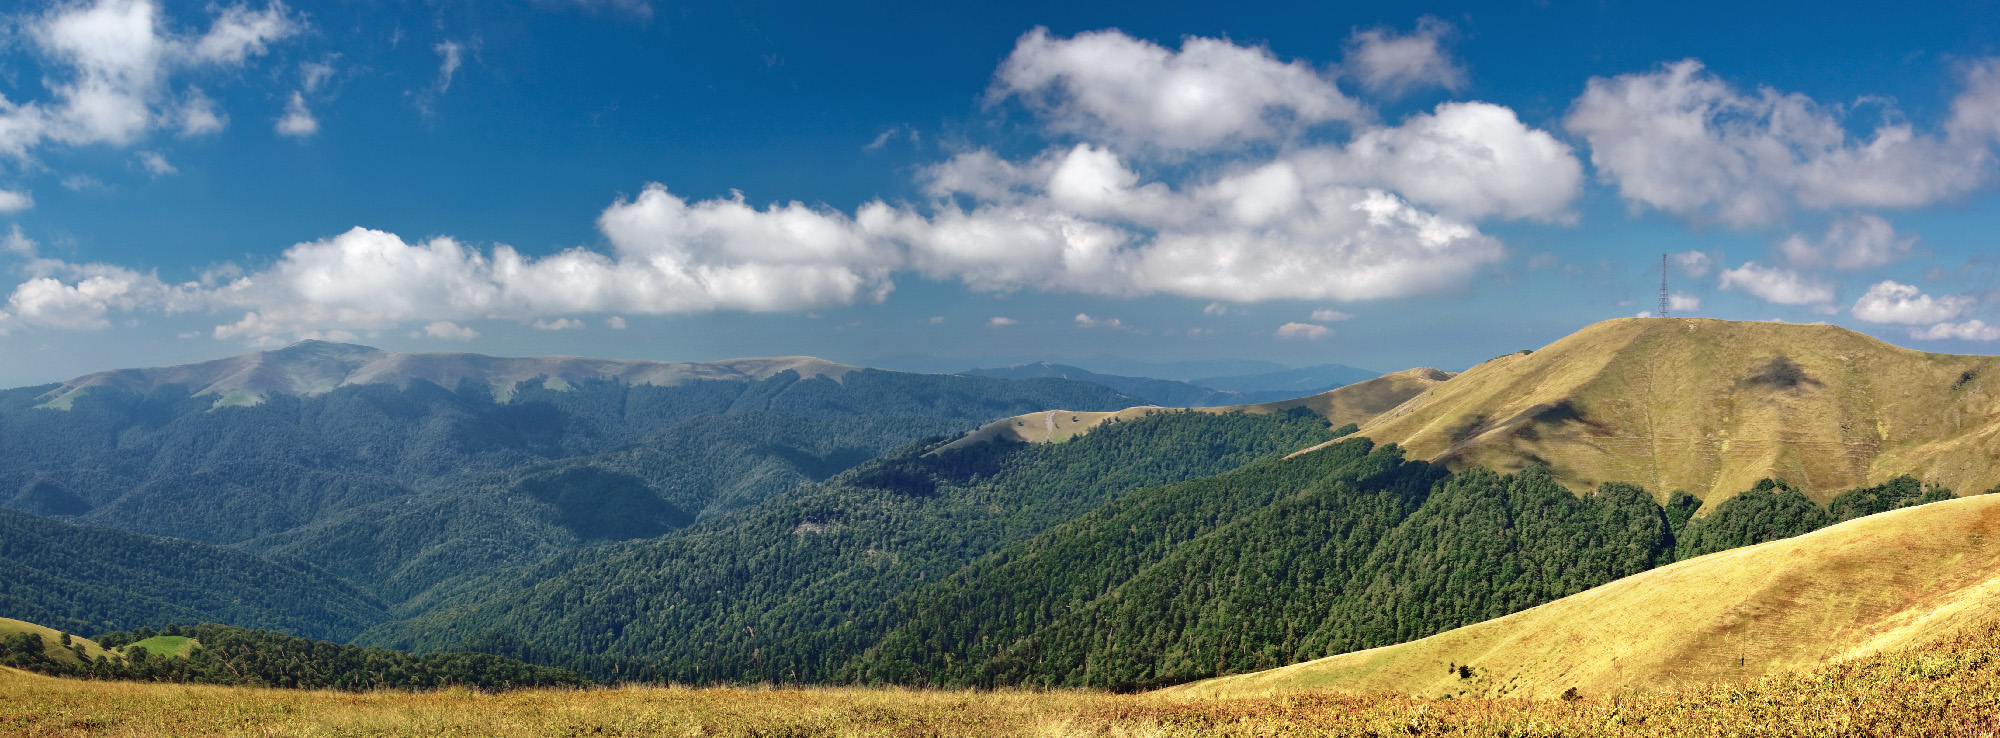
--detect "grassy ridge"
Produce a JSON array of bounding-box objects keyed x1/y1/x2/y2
[
  {"x1": 1173, "y1": 493, "x2": 2000, "y2": 700},
  {"x1": 1354, "y1": 317, "x2": 2000, "y2": 506},
  {"x1": 9, "y1": 616, "x2": 2000, "y2": 736},
  {"x1": 0, "y1": 618, "x2": 113, "y2": 665}
]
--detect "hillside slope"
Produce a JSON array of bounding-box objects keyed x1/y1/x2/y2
[
  {"x1": 1171, "y1": 493, "x2": 2000, "y2": 699},
  {"x1": 0, "y1": 618, "x2": 114, "y2": 665},
  {"x1": 936, "y1": 367, "x2": 1451, "y2": 450},
  {"x1": 1346, "y1": 318, "x2": 2000, "y2": 505},
  {"x1": 360, "y1": 410, "x2": 1344, "y2": 682},
  {"x1": 2, "y1": 345, "x2": 1140, "y2": 548},
  {"x1": 0, "y1": 510, "x2": 385, "y2": 641}
]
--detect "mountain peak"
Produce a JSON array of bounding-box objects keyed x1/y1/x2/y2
[{"x1": 1355, "y1": 316, "x2": 2000, "y2": 505}]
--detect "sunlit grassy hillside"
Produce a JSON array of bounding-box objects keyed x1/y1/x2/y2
[
  {"x1": 1348, "y1": 317, "x2": 2000, "y2": 505},
  {"x1": 0, "y1": 617, "x2": 114, "y2": 665},
  {"x1": 12, "y1": 614, "x2": 2000, "y2": 736},
  {"x1": 1170, "y1": 492, "x2": 2000, "y2": 700},
  {"x1": 936, "y1": 366, "x2": 1452, "y2": 450}
]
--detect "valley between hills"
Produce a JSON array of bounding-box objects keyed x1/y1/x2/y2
[{"x1": 7, "y1": 316, "x2": 2000, "y2": 735}]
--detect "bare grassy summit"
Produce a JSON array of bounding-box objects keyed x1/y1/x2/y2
[{"x1": 1349, "y1": 317, "x2": 2000, "y2": 506}]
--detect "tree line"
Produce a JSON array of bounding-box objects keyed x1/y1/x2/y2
[{"x1": 0, "y1": 623, "x2": 586, "y2": 691}]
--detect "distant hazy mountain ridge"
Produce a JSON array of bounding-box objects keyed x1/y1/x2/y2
[
  {"x1": 936, "y1": 367, "x2": 1450, "y2": 452},
  {"x1": 961, "y1": 361, "x2": 1379, "y2": 408},
  {"x1": 38, "y1": 339, "x2": 858, "y2": 409},
  {"x1": 0, "y1": 342, "x2": 1144, "y2": 616}
]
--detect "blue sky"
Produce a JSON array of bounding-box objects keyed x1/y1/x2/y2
[{"x1": 2, "y1": 0, "x2": 1999, "y2": 387}]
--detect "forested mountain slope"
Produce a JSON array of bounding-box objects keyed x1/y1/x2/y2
[
  {"x1": 1347, "y1": 317, "x2": 2000, "y2": 506},
  {"x1": 0, "y1": 510, "x2": 384, "y2": 641},
  {"x1": 377, "y1": 423, "x2": 1972, "y2": 689},
  {"x1": 360, "y1": 409, "x2": 1346, "y2": 682},
  {"x1": 846, "y1": 448, "x2": 1675, "y2": 690},
  {"x1": 0, "y1": 618, "x2": 585, "y2": 691},
  {"x1": 238, "y1": 412, "x2": 981, "y2": 605},
  {"x1": 1173, "y1": 492, "x2": 2000, "y2": 699},
  {"x1": 0, "y1": 342, "x2": 1141, "y2": 549}
]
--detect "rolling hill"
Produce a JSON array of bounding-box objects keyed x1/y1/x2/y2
[
  {"x1": 1171, "y1": 492, "x2": 2000, "y2": 699},
  {"x1": 0, "y1": 617, "x2": 115, "y2": 666},
  {"x1": 935, "y1": 367, "x2": 1452, "y2": 450},
  {"x1": 1341, "y1": 318, "x2": 2000, "y2": 507},
  {"x1": 0, "y1": 509, "x2": 386, "y2": 640},
  {"x1": 358, "y1": 408, "x2": 1347, "y2": 682}
]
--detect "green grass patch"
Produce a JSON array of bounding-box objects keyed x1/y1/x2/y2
[{"x1": 123, "y1": 635, "x2": 197, "y2": 659}]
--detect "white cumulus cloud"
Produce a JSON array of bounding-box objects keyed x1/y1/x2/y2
[
  {"x1": 1912, "y1": 319, "x2": 2000, "y2": 341},
  {"x1": 1668, "y1": 292, "x2": 1700, "y2": 313},
  {"x1": 1330, "y1": 101, "x2": 1582, "y2": 221},
  {"x1": 1310, "y1": 309, "x2": 1354, "y2": 321},
  {"x1": 1672, "y1": 250, "x2": 1714, "y2": 277},
  {"x1": 0, "y1": 0, "x2": 297, "y2": 159},
  {"x1": 1074, "y1": 313, "x2": 1126, "y2": 330},
  {"x1": 1342, "y1": 17, "x2": 1466, "y2": 96},
  {"x1": 1275, "y1": 321, "x2": 1331, "y2": 340},
  {"x1": 419, "y1": 321, "x2": 478, "y2": 341},
  {"x1": 276, "y1": 90, "x2": 318, "y2": 137},
  {"x1": 987, "y1": 316, "x2": 1017, "y2": 327},
  {"x1": 2, "y1": 226, "x2": 34, "y2": 256},
  {"x1": 1850, "y1": 280, "x2": 1975, "y2": 324},
  {"x1": 1567, "y1": 59, "x2": 2000, "y2": 226},
  {"x1": 901, "y1": 142, "x2": 1512, "y2": 302},
  {"x1": 1776, "y1": 213, "x2": 1914, "y2": 271},
  {"x1": 1717, "y1": 262, "x2": 1833, "y2": 306},
  {"x1": 531, "y1": 318, "x2": 584, "y2": 331},
  {"x1": 0, "y1": 24, "x2": 1595, "y2": 340},
  {"x1": 0, "y1": 190, "x2": 33, "y2": 213},
  {"x1": 6, "y1": 263, "x2": 202, "y2": 330},
  {"x1": 136, "y1": 151, "x2": 175, "y2": 175},
  {"x1": 989, "y1": 27, "x2": 1366, "y2": 152}
]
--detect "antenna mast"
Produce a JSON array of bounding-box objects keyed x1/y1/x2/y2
[{"x1": 1659, "y1": 254, "x2": 1670, "y2": 318}]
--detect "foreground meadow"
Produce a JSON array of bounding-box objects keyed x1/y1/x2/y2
[{"x1": 9, "y1": 619, "x2": 2000, "y2": 737}]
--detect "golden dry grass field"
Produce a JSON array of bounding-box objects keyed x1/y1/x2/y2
[
  {"x1": 9, "y1": 616, "x2": 2000, "y2": 738},
  {"x1": 1350, "y1": 317, "x2": 2000, "y2": 507}
]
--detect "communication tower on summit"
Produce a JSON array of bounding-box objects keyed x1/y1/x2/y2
[{"x1": 1659, "y1": 254, "x2": 1670, "y2": 318}]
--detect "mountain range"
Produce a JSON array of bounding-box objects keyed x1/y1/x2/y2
[{"x1": 4, "y1": 317, "x2": 2000, "y2": 699}]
